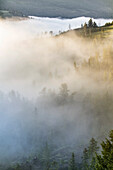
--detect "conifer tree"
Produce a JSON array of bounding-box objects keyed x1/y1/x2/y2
[
  {"x1": 93, "y1": 22, "x2": 97, "y2": 28},
  {"x1": 82, "y1": 148, "x2": 89, "y2": 170},
  {"x1": 88, "y1": 19, "x2": 93, "y2": 28},
  {"x1": 69, "y1": 153, "x2": 77, "y2": 170},
  {"x1": 82, "y1": 138, "x2": 99, "y2": 170},
  {"x1": 96, "y1": 130, "x2": 113, "y2": 170},
  {"x1": 88, "y1": 138, "x2": 99, "y2": 159}
]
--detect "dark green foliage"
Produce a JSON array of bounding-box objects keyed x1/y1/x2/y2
[
  {"x1": 88, "y1": 138, "x2": 99, "y2": 159},
  {"x1": 96, "y1": 130, "x2": 113, "y2": 170},
  {"x1": 89, "y1": 157, "x2": 97, "y2": 170},
  {"x1": 5, "y1": 132, "x2": 113, "y2": 170},
  {"x1": 82, "y1": 19, "x2": 98, "y2": 36},
  {"x1": 93, "y1": 22, "x2": 98, "y2": 28},
  {"x1": 88, "y1": 19, "x2": 93, "y2": 28},
  {"x1": 105, "y1": 21, "x2": 113, "y2": 26},
  {"x1": 82, "y1": 138, "x2": 99, "y2": 170},
  {"x1": 83, "y1": 19, "x2": 98, "y2": 29},
  {"x1": 68, "y1": 153, "x2": 77, "y2": 170},
  {"x1": 82, "y1": 148, "x2": 89, "y2": 170}
]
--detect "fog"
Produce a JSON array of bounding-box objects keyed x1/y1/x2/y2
[
  {"x1": 28, "y1": 16, "x2": 113, "y2": 34},
  {"x1": 0, "y1": 18, "x2": 113, "y2": 166},
  {"x1": 0, "y1": 18, "x2": 94, "y2": 96},
  {"x1": 0, "y1": 18, "x2": 112, "y2": 96}
]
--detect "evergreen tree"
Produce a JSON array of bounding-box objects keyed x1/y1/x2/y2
[
  {"x1": 82, "y1": 138, "x2": 99, "y2": 170},
  {"x1": 89, "y1": 157, "x2": 97, "y2": 170},
  {"x1": 88, "y1": 19, "x2": 93, "y2": 28},
  {"x1": 96, "y1": 130, "x2": 113, "y2": 170},
  {"x1": 93, "y1": 22, "x2": 97, "y2": 28},
  {"x1": 88, "y1": 138, "x2": 99, "y2": 159},
  {"x1": 69, "y1": 153, "x2": 77, "y2": 170},
  {"x1": 82, "y1": 148, "x2": 89, "y2": 170}
]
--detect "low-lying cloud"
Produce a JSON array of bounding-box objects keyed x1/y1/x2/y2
[{"x1": 0, "y1": 18, "x2": 113, "y2": 165}]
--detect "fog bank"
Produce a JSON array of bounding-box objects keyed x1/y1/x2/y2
[{"x1": 0, "y1": 18, "x2": 113, "y2": 165}]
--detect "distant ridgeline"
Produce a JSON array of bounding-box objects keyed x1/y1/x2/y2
[
  {"x1": 105, "y1": 21, "x2": 113, "y2": 26},
  {"x1": 1, "y1": 0, "x2": 113, "y2": 18},
  {"x1": 0, "y1": 10, "x2": 12, "y2": 18},
  {"x1": 0, "y1": 10, "x2": 26, "y2": 18}
]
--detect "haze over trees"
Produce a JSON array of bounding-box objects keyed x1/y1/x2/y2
[{"x1": 0, "y1": 8, "x2": 113, "y2": 169}]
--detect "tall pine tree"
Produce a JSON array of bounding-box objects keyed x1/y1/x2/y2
[{"x1": 96, "y1": 130, "x2": 113, "y2": 170}]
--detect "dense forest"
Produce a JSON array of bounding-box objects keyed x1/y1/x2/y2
[{"x1": 0, "y1": 82, "x2": 112, "y2": 170}]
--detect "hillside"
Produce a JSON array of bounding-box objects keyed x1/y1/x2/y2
[{"x1": 59, "y1": 22, "x2": 113, "y2": 39}]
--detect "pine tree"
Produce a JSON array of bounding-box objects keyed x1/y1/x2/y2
[
  {"x1": 82, "y1": 138, "x2": 99, "y2": 170},
  {"x1": 93, "y1": 22, "x2": 97, "y2": 28},
  {"x1": 96, "y1": 130, "x2": 113, "y2": 170},
  {"x1": 88, "y1": 138, "x2": 99, "y2": 159},
  {"x1": 88, "y1": 19, "x2": 93, "y2": 28},
  {"x1": 69, "y1": 153, "x2": 77, "y2": 170},
  {"x1": 82, "y1": 148, "x2": 89, "y2": 170}
]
